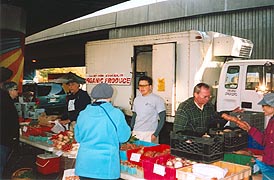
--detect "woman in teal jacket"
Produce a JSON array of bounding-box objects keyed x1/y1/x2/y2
[{"x1": 75, "y1": 83, "x2": 131, "y2": 179}]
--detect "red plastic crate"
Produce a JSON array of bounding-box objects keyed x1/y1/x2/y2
[
  {"x1": 143, "y1": 154, "x2": 176, "y2": 180},
  {"x1": 22, "y1": 125, "x2": 52, "y2": 137},
  {"x1": 127, "y1": 144, "x2": 170, "y2": 167},
  {"x1": 120, "y1": 140, "x2": 157, "y2": 161}
]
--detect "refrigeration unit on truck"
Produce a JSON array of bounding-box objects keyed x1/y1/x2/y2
[{"x1": 85, "y1": 30, "x2": 274, "y2": 123}]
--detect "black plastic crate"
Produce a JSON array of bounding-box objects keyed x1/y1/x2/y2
[
  {"x1": 209, "y1": 128, "x2": 248, "y2": 152},
  {"x1": 171, "y1": 149, "x2": 223, "y2": 163},
  {"x1": 224, "y1": 143, "x2": 247, "y2": 152},
  {"x1": 229, "y1": 111, "x2": 265, "y2": 131},
  {"x1": 170, "y1": 131, "x2": 224, "y2": 163}
]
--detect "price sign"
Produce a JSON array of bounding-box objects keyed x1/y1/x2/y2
[
  {"x1": 130, "y1": 153, "x2": 141, "y2": 162},
  {"x1": 55, "y1": 150, "x2": 63, "y2": 157},
  {"x1": 23, "y1": 126, "x2": 28, "y2": 132},
  {"x1": 153, "y1": 164, "x2": 166, "y2": 176}
]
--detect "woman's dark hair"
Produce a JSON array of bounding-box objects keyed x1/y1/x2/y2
[{"x1": 138, "y1": 76, "x2": 153, "y2": 85}]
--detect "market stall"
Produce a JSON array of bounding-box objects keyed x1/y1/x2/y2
[{"x1": 18, "y1": 114, "x2": 265, "y2": 180}]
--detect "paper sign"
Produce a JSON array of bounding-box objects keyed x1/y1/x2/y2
[
  {"x1": 86, "y1": 73, "x2": 131, "y2": 85},
  {"x1": 157, "y1": 78, "x2": 165, "y2": 91},
  {"x1": 153, "y1": 164, "x2": 166, "y2": 176},
  {"x1": 51, "y1": 120, "x2": 65, "y2": 133},
  {"x1": 130, "y1": 153, "x2": 141, "y2": 162},
  {"x1": 55, "y1": 150, "x2": 63, "y2": 157},
  {"x1": 23, "y1": 126, "x2": 28, "y2": 132}
]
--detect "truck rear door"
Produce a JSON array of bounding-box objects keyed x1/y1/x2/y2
[
  {"x1": 152, "y1": 43, "x2": 176, "y2": 117},
  {"x1": 217, "y1": 64, "x2": 242, "y2": 111}
]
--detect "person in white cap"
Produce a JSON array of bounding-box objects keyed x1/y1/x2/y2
[
  {"x1": 60, "y1": 78, "x2": 91, "y2": 131},
  {"x1": 238, "y1": 93, "x2": 274, "y2": 167},
  {"x1": 3, "y1": 81, "x2": 19, "y2": 100},
  {"x1": 74, "y1": 83, "x2": 131, "y2": 180}
]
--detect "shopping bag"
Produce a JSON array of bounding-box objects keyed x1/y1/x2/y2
[
  {"x1": 255, "y1": 159, "x2": 274, "y2": 180},
  {"x1": 51, "y1": 120, "x2": 65, "y2": 133}
]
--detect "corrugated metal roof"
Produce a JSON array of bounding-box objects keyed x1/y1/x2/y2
[{"x1": 110, "y1": 6, "x2": 274, "y2": 59}]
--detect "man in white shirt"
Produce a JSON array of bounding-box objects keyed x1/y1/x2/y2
[{"x1": 131, "y1": 76, "x2": 166, "y2": 143}]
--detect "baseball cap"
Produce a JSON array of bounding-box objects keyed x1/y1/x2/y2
[
  {"x1": 3, "y1": 81, "x2": 18, "y2": 91},
  {"x1": 258, "y1": 93, "x2": 274, "y2": 107}
]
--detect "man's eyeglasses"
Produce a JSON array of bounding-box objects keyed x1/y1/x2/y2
[{"x1": 199, "y1": 94, "x2": 212, "y2": 99}]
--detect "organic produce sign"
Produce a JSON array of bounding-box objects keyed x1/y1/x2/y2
[{"x1": 86, "y1": 73, "x2": 131, "y2": 85}]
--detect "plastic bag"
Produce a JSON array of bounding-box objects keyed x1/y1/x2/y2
[
  {"x1": 192, "y1": 163, "x2": 228, "y2": 179},
  {"x1": 255, "y1": 159, "x2": 274, "y2": 180}
]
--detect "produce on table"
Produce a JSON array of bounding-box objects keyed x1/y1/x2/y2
[
  {"x1": 139, "y1": 148, "x2": 170, "y2": 158},
  {"x1": 202, "y1": 133, "x2": 211, "y2": 138},
  {"x1": 38, "y1": 112, "x2": 60, "y2": 127},
  {"x1": 65, "y1": 176, "x2": 80, "y2": 180},
  {"x1": 121, "y1": 160, "x2": 139, "y2": 168},
  {"x1": 21, "y1": 124, "x2": 52, "y2": 137},
  {"x1": 120, "y1": 143, "x2": 144, "y2": 151},
  {"x1": 120, "y1": 134, "x2": 144, "y2": 151},
  {"x1": 165, "y1": 157, "x2": 193, "y2": 168},
  {"x1": 50, "y1": 130, "x2": 76, "y2": 152}
]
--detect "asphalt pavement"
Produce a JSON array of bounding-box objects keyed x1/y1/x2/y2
[{"x1": 3, "y1": 143, "x2": 61, "y2": 180}]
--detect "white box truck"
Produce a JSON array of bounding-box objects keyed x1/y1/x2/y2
[{"x1": 85, "y1": 30, "x2": 274, "y2": 124}]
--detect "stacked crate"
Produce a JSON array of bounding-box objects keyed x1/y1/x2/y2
[
  {"x1": 209, "y1": 128, "x2": 248, "y2": 152},
  {"x1": 229, "y1": 111, "x2": 265, "y2": 151},
  {"x1": 229, "y1": 111, "x2": 264, "y2": 131},
  {"x1": 170, "y1": 131, "x2": 224, "y2": 163}
]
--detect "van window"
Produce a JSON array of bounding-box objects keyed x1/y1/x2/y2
[
  {"x1": 245, "y1": 64, "x2": 274, "y2": 92},
  {"x1": 225, "y1": 66, "x2": 239, "y2": 89},
  {"x1": 265, "y1": 64, "x2": 273, "y2": 92},
  {"x1": 37, "y1": 85, "x2": 51, "y2": 96},
  {"x1": 245, "y1": 65, "x2": 263, "y2": 90}
]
